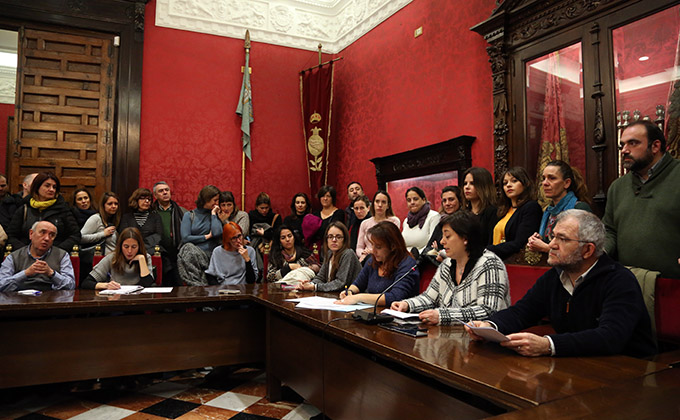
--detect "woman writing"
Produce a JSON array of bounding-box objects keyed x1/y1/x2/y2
[
  {"x1": 463, "y1": 167, "x2": 498, "y2": 246},
  {"x1": 71, "y1": 188, "x2": 97, "y2": 229},
  {"x1": 391, "y1": 211, "x2": 510, "y2": 324},
  {"x1": 337, "y1": 221, "x2": 420, "y2": 307},
  {"x1": 266, "y1": 225, "x2": 319, "y2": 282},
  {"x1": 487, "y1": 167, "x2": 542, "y2": 260},
  {"x1": 401, "y1": 187, "x2": 440, "y2": 253},
  {"x1": 206, "y1": 222, "x2": 258, "y2": 285},
  {"x1": 7, "y1": 172, "x2": 80, "y2": 252},
  {"x1": 81, "y1": 227, "x2": 154, "y2": 290},
  {"x1": 356, "y1": 191, "x2": 400, "y2": 262},
  {"x1": 527, "y1": 161, "x2": 591, "y2": 253},
  {"x1": 81, "y1": 191, "x2": 121, "y2": 255},
  {"x1": 297, "y1": 221, "x2": 361, "y2": 292}
]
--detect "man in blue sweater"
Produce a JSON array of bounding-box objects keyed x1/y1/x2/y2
[{"x1": 466, "y1": 210, "x2": 656, "y2": 358}]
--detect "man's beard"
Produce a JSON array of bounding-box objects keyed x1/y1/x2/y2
[
  {"x1": 548, "y1": 248, "x2": 583, "y2": 272},
  {"x1": 623, "y1": 148, "x2": 654, "y2": 172}
]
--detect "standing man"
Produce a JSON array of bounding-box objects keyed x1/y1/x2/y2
[
  {"x1": 603, "y1": 120, "x2": 680, "y2": 279},
  {"x1": 466, "y1": 210, "x2": 656, "y2": 358},
  {"x1": 152, "y1": 181, "x2": 187, "y2": 286},
  {"x1": 0, "y1": 221, "x2": 75, "y2": 292},
  {"x1": 0, "y1": 173, "x2": 36, "y2": 230},
  {"x1": 345, "y1": 181, "x2": 364, "y2": 228}
]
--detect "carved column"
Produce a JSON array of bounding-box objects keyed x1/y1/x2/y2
[
  {"x1": 590, "y1": 22, "x2": 606, "y2": 206},
  {"x1": 485, "y1": 34, "x2": 509, "y2": 182}
]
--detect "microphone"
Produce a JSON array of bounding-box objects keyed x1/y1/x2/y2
[{"x1": 353, "y1": 253, "x2": 423, "y2": 324}]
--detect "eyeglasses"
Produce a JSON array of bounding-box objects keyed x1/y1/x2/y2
[
  {"x1": 139, "y1": 197, "x2": 152, "y2": 202},
  {"x1": 230, "y1": 234, "x2": 244, "y2": 241},
  {"x1": 327, "y1": 234, "x2": 344, "y2": 241},
  {"x1": 548, "y1": 233, "x2": 592, "y2": 245}
]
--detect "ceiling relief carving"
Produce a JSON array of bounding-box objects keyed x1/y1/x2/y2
[{"x1": 155, "y1": 0, "x2": 413, "y2": 53}]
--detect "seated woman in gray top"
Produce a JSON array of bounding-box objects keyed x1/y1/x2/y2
[
  {"x1": 297, "y1": 221, "x2": 361, "y2": 292},
  {"x1": 80, "y1": 191, "x2": 121, "y2": 255},
  {"x1": 180, "y1": 185, "x2": 223, "y2": 253},
  {"x1": 206, "y1": 222, "x2": 257, "y2": 285},
  {"x1": 81, "y1": 227, "x2": 154, "y2": 290}
]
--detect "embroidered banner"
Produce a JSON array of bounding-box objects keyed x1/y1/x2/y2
[{"x1": 300, "y1": 62, "x2": 335, "y2": 201}]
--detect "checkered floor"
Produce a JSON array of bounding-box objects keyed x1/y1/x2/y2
[{"x1": 0, "y1": 367, "x2": 321, "y2": 420}]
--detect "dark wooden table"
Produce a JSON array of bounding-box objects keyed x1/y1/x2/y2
[{"x1": 0, "y1": 285, "x2": 672, "y2": 419}]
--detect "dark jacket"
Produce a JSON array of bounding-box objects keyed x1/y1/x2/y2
[
  {"x1": 0, "y1": 193, "x2": 21, "y2": 230},
  {"x1": 489, "y1": 253, "x2": 657, "y2": 358},
  {"x1": 6, "y1": 195, "x2": 81, "y2": 253},
  {"x1": 118, "y1": 211, "x2": 163, "y2": 252},
  {"x1": 487, "y1": 200, "x2": 542, "y2": 260},
  {"x1": 151, "y1": 200, "x2": 187, "y2": 251}
]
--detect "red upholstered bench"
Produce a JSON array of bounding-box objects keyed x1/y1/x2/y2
[
  {"x1": 655, "y1": 277, "x2": 680, "y2": 349},
  {"x1": 505, "y1": 264, "x2": 550, "y2": 304}
]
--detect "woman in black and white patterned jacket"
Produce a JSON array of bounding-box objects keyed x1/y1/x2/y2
[{"x1": 391, "y1": 211, "x2": 510, "y2": 325}]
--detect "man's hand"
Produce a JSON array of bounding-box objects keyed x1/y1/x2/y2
[
  {"x1": 501, "y1": 332, "x2": 552, "y2": 357},
  {"x1": 25, "y1": 260, "x2": 53, "y2": 277}
]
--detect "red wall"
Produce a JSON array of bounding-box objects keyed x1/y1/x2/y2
[
  {"x1": 332, "y1": 0, "x2": 496, "y2": 209},
  {"x1": 0, "y1": 103, "x2": 12, "y2": 177},
  {"x1": 139, "y1": 0, "x2": 495, "y2": 216},
  {"x1": 140, "y1": 0, "x2": 330, "y2": 213}
]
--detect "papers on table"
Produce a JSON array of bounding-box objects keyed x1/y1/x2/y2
[
  {"x1": 285, "y1": 296, "x2": 373, "y2": 312},
  {"x1": 99, "y1": 286, "x2": 174, "y2": 295},
  {"x1": 380, "y1": 309, "x2": 420, "y2": 320},
  {"x1": 99, "y1": 285, "x2": 144, "y2": 295},
  {"x1": 140, "y1": 287, "x2": 173, "y2": 293},
  {"x1": 451, "y1": 319, "x2": 509, "y2": 343},
  {"x1": 17, "y1": 289, "x2": 42, "y2": 296}
]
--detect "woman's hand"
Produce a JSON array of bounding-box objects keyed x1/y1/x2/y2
[
  {"x1": 211, "y1": 205, "x2": 219, "y2": 216},
  {"x1": 527, "y1": 233, "x2": 550, "y2": 252},
  {"x1": 96, "y1": 280, "x2": 121, "y2": 290},
  {"x1": 255, "y1": 228, "x2": 265, "y2": 236},
  {"x1": 204, "y1": 231, "x2": 213, "y2": 240},
  {"x1": 419, "y1": 309, "x2": 440, "y2": 325},
  {"x1": 104, "y1": 226, "x2": 116, "y2": 237},
  {"x1": 335, "y1": 293, "x2": 361, "y2": 305},
  {"x1": 390, "y1": 301, "x2": 409, "y2": 312},
  {"x1": 237, "y1": 245, "x2": 250, "y2": 262},
  {"x1": 296, "y1": 282, "x2": 315, "y2": 291}
]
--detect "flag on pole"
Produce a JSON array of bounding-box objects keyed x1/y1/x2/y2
[{"x1": 236, "y1": 32, "x2": 253, "y2": 161}]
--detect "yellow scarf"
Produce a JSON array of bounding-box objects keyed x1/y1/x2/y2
[{"x1": 30, "y1": 198, "x2": 56, "y2": 210}]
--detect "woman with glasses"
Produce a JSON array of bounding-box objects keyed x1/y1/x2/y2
[
  {"x1": 118, "y1": 188, "x2": 163, "y2": 251},
  {"x1": 337, "y1": 221, "x2": 419, "y2": 307},
  {"x1": 297, "y1": 221, "x2": 361, "y2": 292},
  {"x1": 206, "y1": 222, "x2": 257, "y2": 285}
]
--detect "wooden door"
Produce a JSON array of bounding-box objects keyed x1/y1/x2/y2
[{"x1": 10, "y1": 28, "x2": 116, "y2": 201}]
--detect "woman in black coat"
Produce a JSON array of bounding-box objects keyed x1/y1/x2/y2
[{"x1": 6, "y1": 172, "x2": 81, "y2": 252}]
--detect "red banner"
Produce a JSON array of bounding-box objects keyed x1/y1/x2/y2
[{"x1": 300, "y1": 62, "x2": 335, "y2": 203}]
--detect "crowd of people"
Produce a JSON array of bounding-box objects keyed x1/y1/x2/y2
[{"x1": 0, "y1": 120, "x2": 676, "y2": 359}]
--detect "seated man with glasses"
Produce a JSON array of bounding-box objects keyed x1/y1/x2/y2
[{"x1": 466, "y1": 209, "x2": 656, "y2": 358}]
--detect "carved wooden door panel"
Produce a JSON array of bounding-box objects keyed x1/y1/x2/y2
[{"x1": 10, "y1": 28, "x2": 116, "y2": 200}]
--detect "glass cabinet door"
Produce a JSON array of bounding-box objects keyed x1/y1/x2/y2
[
  {"x1": 525, "y1": 43, "x2": 585, "y2": 200},
  {"x1": 613, "y1": 5, "x2": 680, "y2": 175}
]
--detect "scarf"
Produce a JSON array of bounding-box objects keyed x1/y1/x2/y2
[
  {"x1": 539, "y1": 191, "x2": 578, "y2": 237},
  {"x1": 406, "y1": 202, "x2": 431, "y2": 229},
  {"x1": 30, "y1": 198, "x2": 56, "y2": 210},
  {"x1": 74, "y1": 207, "x2": 96, "y2": 227}
]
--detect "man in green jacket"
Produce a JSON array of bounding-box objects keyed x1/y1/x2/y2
[{"x1": 603, "y1": 120, "x2": 680, "y2": 279}]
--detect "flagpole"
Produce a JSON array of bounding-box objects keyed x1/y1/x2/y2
[{"x1": 241, "y1": 30, "x2": 251, "y2": 211}]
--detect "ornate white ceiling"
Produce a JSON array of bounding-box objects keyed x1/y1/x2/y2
[{"x1": 155, "y1": 0, "x2": 414, "y2": 54}]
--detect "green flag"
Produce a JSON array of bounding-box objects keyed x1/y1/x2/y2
[{"x1": 236, "y1": 52, "x2": 253, "y2": 160}]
